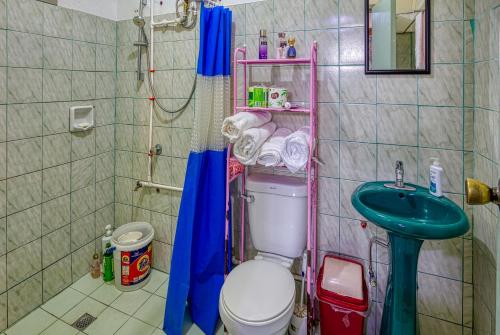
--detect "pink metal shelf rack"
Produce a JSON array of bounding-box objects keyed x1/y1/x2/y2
[{"x1": 225, "y1": 41, "x2": 319, "y2": 334}]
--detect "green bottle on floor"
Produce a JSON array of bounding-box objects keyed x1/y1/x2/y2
[{"x1": 103, "y1": 244, "x2": 114, "y2": 282}]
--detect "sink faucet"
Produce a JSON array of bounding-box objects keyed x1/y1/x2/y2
[
  {"x1": 384, "y1": 160, "x2": 416, "y2": 191},
  {"x1": 395, "y1": 161, "x2": 404, "y2": 188}
]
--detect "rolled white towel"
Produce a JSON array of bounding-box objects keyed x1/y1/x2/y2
[
  {"x1": 221, "y1": 111, "x2": 272, "y2": 143},
  {"x1": 233, "y1": 122, "x2": 277, "y2": 165},
  {"x1": 282, "y1": 126, "x2": 311, "y2": 173},
  {"x1": 257, "y1": 128, "x2": 293, "y2": 167}
]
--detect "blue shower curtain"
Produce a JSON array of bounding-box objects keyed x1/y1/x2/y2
[{"x1": 164, "y1": 4, "x2": 232, "y2": 335}]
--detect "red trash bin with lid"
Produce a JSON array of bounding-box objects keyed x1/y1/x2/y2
[{"x1": 317, "y1": 255, "x2": 369, "y2": 335}]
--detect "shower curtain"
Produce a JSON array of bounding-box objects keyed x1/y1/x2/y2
[{"x1": 164, "y1": 4, "x2": 232, "y2": 335}]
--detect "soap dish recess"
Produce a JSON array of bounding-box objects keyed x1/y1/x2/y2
[{"x1": 70, "y1": 105, "x2": 94, "y2": 132}]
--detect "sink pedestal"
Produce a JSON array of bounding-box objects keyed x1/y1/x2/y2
[{"x1": 380, "y1": 233, "x2": 423, "y2": 335}]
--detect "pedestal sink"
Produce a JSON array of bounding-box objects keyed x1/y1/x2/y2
[{"x1": 351, "y1": 182, "x2": 469, "y2": 335}]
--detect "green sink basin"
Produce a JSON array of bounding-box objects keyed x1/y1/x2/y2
[
  {"x1": 351, "y1": 181, "x2": 469, "y2": 335},
  {"x1": 351, "y1": 181, "x2": 469, "y2": 240}
]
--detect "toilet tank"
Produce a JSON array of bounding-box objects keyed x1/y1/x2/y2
[{"x1": 246, "y1": 173, "x2": 308, "y2": 259}]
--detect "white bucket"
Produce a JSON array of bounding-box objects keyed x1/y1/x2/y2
[{"x1": 111, "y1": 222, "x2": 155, "y2": 291}]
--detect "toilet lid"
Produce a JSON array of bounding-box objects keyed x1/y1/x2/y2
[{"x1": 221, "y1": 260, "x2": 295, "y2": 323}]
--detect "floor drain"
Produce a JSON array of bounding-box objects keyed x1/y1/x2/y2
[{"x1": 71, "y1": 313, "x2": 96, "y2": 331}]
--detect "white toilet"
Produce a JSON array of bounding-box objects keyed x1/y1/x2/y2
[{"x1": 219, "y1": 173, "x2": 308, "y2": 335}]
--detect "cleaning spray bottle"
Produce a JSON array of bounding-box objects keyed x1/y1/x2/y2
[
  {"x1": 429, "y1": 157, "x2": 443, "y2": 197},
  {"x1": 101, "y1": 225, "x2": 113, "y2": 258},
  {"x1": 103, "y1": 244, "x2": 115, "y2": 283}
]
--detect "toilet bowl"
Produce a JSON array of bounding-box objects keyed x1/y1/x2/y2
[{"x1": 219, "y1": 259, "x2": 296, "y2": 335}]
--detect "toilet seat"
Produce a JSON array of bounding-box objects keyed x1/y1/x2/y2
[{"x1": 220, "y1": 260, "x2": 295, "y2": 325}]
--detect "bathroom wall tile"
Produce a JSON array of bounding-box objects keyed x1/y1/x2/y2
[
  {"x1": 6, "y1": 171, "x2": 42, "y2": 215},
  {"x1": 274, "y1": 0, "x2": 305, "y2": 32},
  {"x1": 7, "y1": 103, "x2": 42, "y2": 141},
  {"x1": 419, "y1": 238, "x2": 463, "y2": 280},
  {"x1": 42, "y1": 102, "x2": 71, "y2": 135},
  {"x1": 43, "y1": 70, "x2": 72, "y2": 102},
  {"x1": 245, "y1": 0, "x2": 273, "y2": 35},
  {"x1": 339, "y1": 142, "x2": 377, "y2": 181},
  {"x1": 71, "y1": 157, "x2": 95, "y2": 191},
  {"x1": 96, "y1": 72, "x2": 116, "y2": 99},
  {"x1": 0, "y1": 68, "x2": 6, "y2": 104},
  {"x1": 152, "y1": 241, "x2": 171, "y2": 273},
  {"x1": 339, "y1": 27, "x2": 364, "y2": 65},
  {"x1": 6, "y1": 0, "x2": 43, "y2": 34},
  {"x1": 0, "y1": 257, "x2": 4, "y2": 292},
  {"x1": 43, "y1": 5, "x2": 72, "y2": 39},
  {"x1": 43, "y1": 133, "x2": 71, "y2": 168},
  {"x1": 338, "y1": 0, "x2": 364, "y2": 27},
  {"x1": 42, "y1": 195, "x2": 70, "y2": 235},
  {"x1": 377, "y1": 145, "x2": 418, "y2": 184},
  {"x1": 0, "y1": 218, "x2": 5, "y2": 256},
  {"x1": 95, "y1": 99, "x2": 115, "y2": 127},
  {"x1": 117, "y1": 46, "x2": 137, "y2": 72},
  {"x1": 377, "y1": 104, "x2": 418, "y2": 146},
  {"x1": 339, "y1": 103, "x2": 376, "y2": 142},
  {"x1": 419, "y1": 64, "x2": 462, "y2": 107},
  {"x1": 153, "y1": 42, "x2": 174, "y2": 71},
  {"x1": 377, "y1": 75, "x2": 417, "y2": 105},
  {"x1": 7, "y1": 137, "x2": 42, "y2": 177},
  {"x1": 73, "y1": 41, "x2": 96, "y2": 72},
  {"x1": 0, "y1": 105, "x2": 5, "y2": 142},
  {"x1": 6, "y1": 205, "x2": 41, "y2": 252},
  {"x1": 151, "y1": 212, "x2": 172, "y2": 245},
  {"x1": 115, "y1": 124, "x2": 134, "y2": 151},
  {"x1": 7, "y1": 31, "x2": 43, "y2": 68},
  {"x1": 172, "y1": 70, "x2": 195, "y2": 99},
  {"x1": 96, "y1": 17, "x2": 116, "y2": 46},
  {"x1": 7, "y1": 272, "x2": 42, "y2": 326},
  {"x1": 340, "y1": 218, "x2": 376, "y2": 260},
  {"x1": 340, "y1": 66, "x2": 376, "y2": 104},
  {"x1": 305, "y1": 0, "x2": 338, "y2": 30},
  {"x1": 0, "y1": 143, "x2": 4, "y2": 181},
  {"x1": 42, "y1": 225, "x2": 70, "y2": 268},
  {"x1": 318, "y1": 214, "x2": 340, "y2": 252},
  {"x1": 117, "y1": 20, "x2": 137, "y2": 46},
  {"x1": 96, "y1": 125, "x2": 114, "y2": 154},
  {"x1": 7, "y1": 68, "x2": 42, "y2": 103},
  {"x1": 305, "y1": 30, "x2": 338, "y2": 65},
  {"x1": 115, "y1": 177, "x2": 133, "y2": 205},
  {"x1": 418, "y1": 273, "x2": 462, "y2": 324},
  {"x1": 0, "y1": 30, "x2": 5, "y2": 67},
  {"x1": 7, "y1": 239, "x2": 41, "y2": 289},
  {"x1": 96, "y1": 45, "x2": 116, "y2": 72},
  {"x1": 72, "y1": 10, "x2": 97, "y2": 43},
  {"x1": 433, "y1": 21, "x2": 463, "y2": 64},
  {"x1": 42, "y1": 164, "x2": 70, "y2": 202},
  {"x1": 71, "y1": 71, "x2": 95, "y2": 101},
  {"x1": 419, "y1": 107, "x2": 463, "y2": 150},
  {"x1": 71, "y1": 213, "x2": 95, "y2": 252},
  {"x1": 433, "y1": 0, "x2": 463, "y2": 21},
  {"x1": 339, "y1": 179, "x2": 364, "y2": 220},
  {"x1": 318, "y1": 103, "x2": 340, "y2": 140},
  {"x1": 318, "y1": 140, "x2": 339, "y2": 178},
  {"x1": 71, "y1": 241, "x2": 95, "y2": 281},
  {"x1": 318, "y1": 177, "x2": 340, "y2": 216},
  {"x1": 419, "y1": 314, "x2": 463, "y2": 335},
  {"x1": 115, "y1": 150, "x2": 133, "y2": 178},
  {"x1": 0, "y1": 181, "x2": 5, "y2": 218},
  {"x1": 318, "y1": 66, "x2": 339, "y2": 103},
  {"x1": 42, "y1": 256, "x2": 72, "y2": 302},
  {"x1": 96, "y1": 151, "x2": 114, "y2": 182},
  {"x1": 71, "y1": 185, "x2": 95, "y2": 221},
  {"x1": 95, "y1": 204, "x2": 114, "y2": 235},
  {"x1": 0, "y1": 0, "x2": 5, "y2": 30},
  {"x1": 173, "y1": 40, "x2": 196, "y2": 70},
  {"x1": 71, "y1": 129, "x2": 95, "y2": 160},
  {"x1": 96, "y1": 178, "x2": 113, "y2": 210}
]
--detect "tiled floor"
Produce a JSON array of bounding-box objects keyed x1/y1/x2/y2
[{"x1": 1, "y1": 270, "x2": 224, "y2": 335}]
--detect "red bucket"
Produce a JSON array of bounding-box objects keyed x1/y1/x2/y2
[{"x1": 316, "y1": 255, "x2": 369, "y2": 335}]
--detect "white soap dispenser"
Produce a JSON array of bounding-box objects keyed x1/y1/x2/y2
[
  {"x1": 429, "y1": 157, "x2": 444, "y2": 197},
  {"x1": 101, "y1": 225, "x2": 113, "y2": 256}
]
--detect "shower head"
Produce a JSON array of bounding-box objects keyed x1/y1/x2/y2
[{"x1": 133, "y1": 15, "x2": 146, "y2": 28}]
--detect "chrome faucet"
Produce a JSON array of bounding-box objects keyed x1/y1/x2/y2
[
  {"x1": 395, "y1": 160, "x2": 404, "y2": 188},
  {"x1": 384, "y1": 160, "x2": 416, "y2": 191}
]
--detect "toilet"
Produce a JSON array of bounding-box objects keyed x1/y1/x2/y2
[{"x1": 219, "y1": 173, "x2": 308, "y2": 335}]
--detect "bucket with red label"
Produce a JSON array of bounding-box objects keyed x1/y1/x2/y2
[{"x1": 112, "y1": 222, "x2": 155, "y2": 291}]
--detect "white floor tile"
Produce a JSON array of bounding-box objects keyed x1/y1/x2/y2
[
  {"x1": 71, "y1": 274, "x2": 104, "y2": 295},
  {"x1": 154, "y1": 279, "x2": 169, "y2": 299},
  {"x1": 133, "y1": 295, "x2": 166, "y2": 328},
  {"x1": 5, "y1": 308, "x2": 56, "y2": 335},
  {"x1": 40, "y1": 320, "x2": 79, "y2": 335},
  {"x1": 142, "y1": 270, "x2": 169, "y2": 293},
  {"x1": 151, "y1": 329, "x2": 166, "y2": 335},
  {"x1": 61, "y1": 297, "x2": 107, "y2": 325},
  {"x1": 42, "y1": 288, "x2": 86, "y2": 318},
  {"x1": 83, "y1": 307, "x2": 129, "y2": 335},
  {"x1": 110, "y1": 290, "x2": 152, "y2": 315},
  {"x1": 115, "y1": 318, "x2": 156, "y2": 335},
  {"x1": 89, "y1": 282, "x2": 122, "y2": 305}
]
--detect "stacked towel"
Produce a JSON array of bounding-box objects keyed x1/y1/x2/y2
[
  {"x1": 233, "y1": 122, "x2": 277, "y2": 165},
  {"x1": 282, "y1": 126, "x2": 311, "y2": 173},
  {"x1": 257, "y1": 128, "x2": 293, "y2": 167},
  {"x1": 222, "y1": 111, "x2": 272, "y2": 143}
]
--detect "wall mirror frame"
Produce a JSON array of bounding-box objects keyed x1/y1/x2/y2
[{"x1": 365, "y1": 0, "x2": 431, "y2": 75}]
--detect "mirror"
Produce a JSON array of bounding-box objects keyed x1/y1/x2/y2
[{"x1": 365, "y1": 0, "x2": 430, "y2": 74}]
